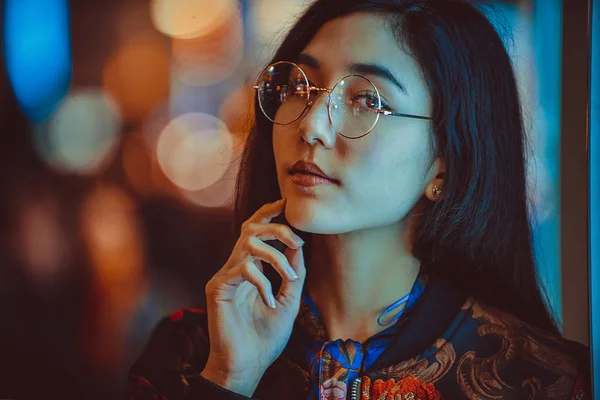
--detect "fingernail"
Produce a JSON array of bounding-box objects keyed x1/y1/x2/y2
[
  {"x1": 289, "y1": 268, "x2": 299, "y2": 280},
  {"x1": 269, "y1": 293, "x2": 277, "y2": 308}
]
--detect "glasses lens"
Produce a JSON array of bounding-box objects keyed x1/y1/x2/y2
[
  {"x1": 329, "y1": 75, "x2": 380, "y2": 138},
  {"x1": 257, "y1": 62, "x2": 309, "y2": 124}
]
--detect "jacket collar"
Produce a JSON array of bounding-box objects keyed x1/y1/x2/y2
[
  {"x1": 283, "y1": 268, "x2": 467, "y2": 372},
  {"x1": 367, "y1": 270, "x2": 467, "y2": 371}
]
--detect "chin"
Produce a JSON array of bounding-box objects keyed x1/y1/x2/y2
[
  {"x1": 284, "y1": 201, "x2": 352, "y2": 234},
  {"x1": 284, "y1": 201, "x2": 316, "y2": 230}
]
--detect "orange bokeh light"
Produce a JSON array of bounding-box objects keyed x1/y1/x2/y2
[
  {"x1": 121, "y1": 131, "x2": 156, "y2": 196},
  {"x1": 170, "y1": 4, "x2": 244, "y2": 86},
  {"x1": 219, "y1": 83, "x2": 255, "y2": 154},
  {"x1": 103, "y1": 32, "x2": 170, "y2": 124},
  {"x1": 150, "y1": 0, "x2": 237, "y2": 39},
  {"x1": 81, "y1": 184, "x2": 145, "y2": 287},
  {"x1": 14, "y1": 196, "x2": 70, "y2": 291},
  {"x1": 80, "y1": 184, "x2": 148, "y2": 373},
  {"x1": 156, "y1": 112, "x2": 234, "y2": 192}
]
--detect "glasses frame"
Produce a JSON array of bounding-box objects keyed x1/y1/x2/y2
[{"x1": 253, "y1": 61, "x2": 432, "y2": 139}]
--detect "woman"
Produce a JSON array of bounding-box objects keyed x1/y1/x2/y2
[{"x1": 129, "y1": 0, "x2": 590, "y2": 398}]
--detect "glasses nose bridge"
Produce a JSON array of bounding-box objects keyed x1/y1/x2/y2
[
  {"x1": 305, "y1": 75, "x2": 349, "y2": 110},
  {"x1": 315, "y1": 87, "x2": 333, "y2": 95},
  {"x1": 305, "y1": 86, "x2": 333, "y2": 120},
  {"x1": 307, "y1": 86, "x2": 332, "y2": 106}
]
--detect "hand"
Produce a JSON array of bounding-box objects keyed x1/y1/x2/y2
[{"x1": 201, "y1": 198, "x2": 306, "y2": 396}]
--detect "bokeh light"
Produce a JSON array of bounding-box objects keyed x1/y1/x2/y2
[
  {"x1": 103, "y1": 32, "x2": 170, "y2": 124},
  {"x1": 168, "y1": 80, "x2": 218, "y2": 121},
  {"x1": 81, "y1": 184, "x2": 145, "y2": 287},
  {"x1": 34, "y1": 88, "x2": 122, "y2": 175},
  {"x1": 171, "y1": 5, "x2": 244, "y2": 86},
  {"x1": 218, "y1": 83, "x2": 255, "y2": 154},
  {"x1": 14, "y1": 196, "x2": 70, "y2": 292},
  {"x1": 80, "y1": 184, "x2": 148, "y2": 374},
  {"x1": 4, "y1": 0, "x2": 71, "y2": 122},
  {"x1": 121, "y1": 131, "x2": 157, "y2": 196},
  {"x1": 156, "y1": 113, "x2": 234, "y2": 192},
  {"x1": 142, "y1": 102, "x2": 174, "y2": 151},
  {"x1": 249, "y1": 0, "x2": 311, "y2": 58},
  {"x1": 150, "y1": 0, "x2": 238, "y2": 39},
  {"x1": 179, "y1": 158, "x2": 239, "y2": 209}
]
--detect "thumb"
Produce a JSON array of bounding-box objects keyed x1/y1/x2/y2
[{"x1": 277, "y1": 245, "x2": 306, "y2": 306}]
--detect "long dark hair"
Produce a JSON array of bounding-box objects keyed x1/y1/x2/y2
[{"x1": 234, "y1": 0, "x2": 560, "y2": 335}]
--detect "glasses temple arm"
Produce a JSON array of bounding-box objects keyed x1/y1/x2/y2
[{"x1": 380, "y1": 110, "x2": 432, "y2": 120}]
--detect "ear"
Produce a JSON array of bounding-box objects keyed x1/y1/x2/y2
[{"x1": 424, "y1": 156, "x2": 445, "y2": 201}]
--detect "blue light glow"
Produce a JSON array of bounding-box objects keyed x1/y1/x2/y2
[{"x1": 3, "y1": 0, "x2": 72, "y2": 122}]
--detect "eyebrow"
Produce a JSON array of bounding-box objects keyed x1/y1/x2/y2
[{"x1": 295, "y1": 52, "x2": 409, "y2": 95}]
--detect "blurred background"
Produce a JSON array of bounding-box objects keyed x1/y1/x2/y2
[{"x1": 0, "y1": 0, "x2": 593, "y2": 398}]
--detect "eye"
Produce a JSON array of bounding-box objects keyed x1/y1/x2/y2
[{"x1": 353, "y1": 91, "x2": 391, "y2": 111}]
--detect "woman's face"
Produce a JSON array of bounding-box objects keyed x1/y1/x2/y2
[{"x1": 274, "y1": 12, "x2": 440, "y2": 234}]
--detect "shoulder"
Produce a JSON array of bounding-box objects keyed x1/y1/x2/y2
[
  {"x1": 128, "y1": 308, "x2": 210, "y2": 399},
  {"x1": 455, "y1": 297, "x2": 590, "y2": 398}
]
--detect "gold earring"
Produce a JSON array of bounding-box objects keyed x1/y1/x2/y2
[{"x1": 432, "y1": 184, "x2": 442, "y2": 200}]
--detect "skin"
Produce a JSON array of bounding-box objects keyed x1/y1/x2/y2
[{"x1": 273, "y1": 12, "x2": 445, "y2": 343}]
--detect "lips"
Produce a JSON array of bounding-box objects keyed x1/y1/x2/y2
[{"x1": 288, "y1": 160, "x2": 338, "y2": 183}]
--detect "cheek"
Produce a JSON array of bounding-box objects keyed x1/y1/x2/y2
[
  {"x1": 272, "y1": 127, "x2": 289, "y2": 167},
  {"x1": 272, "y1": 125, "x2": 299, "y2": 187},
  {"x1": 347, "y1": 133, "x2": 430, "y2": 196},
  {"x1": 352, "y1": 134, "x2": 408, "y2": 174}
]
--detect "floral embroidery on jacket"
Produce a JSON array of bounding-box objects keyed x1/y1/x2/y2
[
  {"x1": 456, "y1": 299, "x2": 584, "y2": 399},
  {"x1": 378, "y1": 337, "x2": 456, "y2": 383},
  {"x1": 358, "y1": 376, "x2": 442, "y2": 400}
]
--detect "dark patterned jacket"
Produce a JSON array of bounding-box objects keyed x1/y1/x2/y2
[{"x1": 128, "y1": 275, "x2": 590, "y2": 399}]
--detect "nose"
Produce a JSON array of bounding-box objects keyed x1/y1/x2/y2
[{"x1": 297, "y1": 90, "x2": 337, "y2": 148}]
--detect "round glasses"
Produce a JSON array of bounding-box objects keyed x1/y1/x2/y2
[{"x1": 253, "y1": 61, "x2": 432, "y2": 139}]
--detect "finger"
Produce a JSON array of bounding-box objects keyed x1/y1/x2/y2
[
  {"x1": 245, "y1": 198, "x2": 286, "y2": 226},
  {"x1": 253, "y1": 258, "x2": 264, "y2": 274},
  {"x1": 244, "y1": 237, "x2": 299, "y2": 282},
  {"x1": 245, "y1": 222, "x2": 304, "y2": 249},
  {"x1": 276, "y1": 245, "x2": 306, "y2": 306},
  {"x1": 223, "y1": 261, "x2": 276, "y2": 308}
]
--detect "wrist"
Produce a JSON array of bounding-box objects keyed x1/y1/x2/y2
[{"x1": 200, "y1": 366, "x2": 263, "y2": 397}]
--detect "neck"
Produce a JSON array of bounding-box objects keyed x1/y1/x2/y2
[{"x1": 305, "y1": 220, "x2": 421, "y2": 343}]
